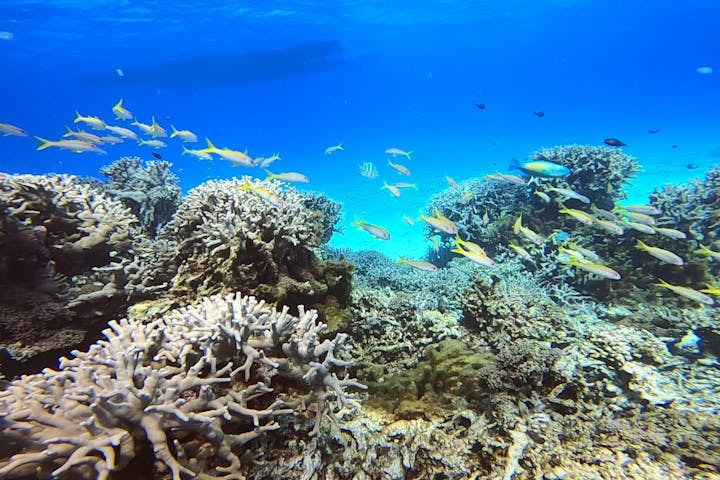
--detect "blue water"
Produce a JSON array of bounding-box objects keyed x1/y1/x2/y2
[{"x1": 1, "y1": 0, "x2": 719, "y2": 258}]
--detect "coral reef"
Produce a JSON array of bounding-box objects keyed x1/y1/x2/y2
[
  {"x1": 297, "y1": 190, "x2": 342, "y2": 244},
  {"x1": 100, "y1": 157, "x2": 182, "y2": 237},
  {"x1": 0, "y1": 292, "x2": 365, "y2": 480}
]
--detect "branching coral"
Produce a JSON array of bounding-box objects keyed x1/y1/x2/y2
[{"x1": 0, "y1": 292, "x2": 365, "y2": 480}]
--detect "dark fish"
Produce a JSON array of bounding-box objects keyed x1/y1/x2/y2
[
  {"x1": 604, "y1": 138, "x2": 627, "y2": 147},
  {"x1": 475, "y1": 103, "x2": 486, "y2": 110},
  {"x1": 672, "y1": 145, "x2": 678, "y2": 149},
  {"x1": 533, "y1": 111, "x2": 545, "y2": 117},
  {"x1": 152, "y1": 152, "x2": 162, "y2": 159},
  {"x1": 648, "y1": 128, "x2": 661, "y2": 134},
  {"x1": 686, "y1": 163, "x2": 698, "y2": 169}
]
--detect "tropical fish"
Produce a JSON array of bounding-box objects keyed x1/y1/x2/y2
[
  {"x1": 200, "y1": 138, "x2": 254, "y2": 167},
  {"x1": 636, "y1": 240, "x2": 684, "y2": 265},
  {"x1": 257, "y1": 153, "x2": 281, "y2": 168},
  {"x1": 519, "y1": 225, "x2": 543, "y2": 245},
  {"x1": 324, "y1": 143, "x2": 343, "y2": 154},
  {"x1": 131, "y1": 119, "x2": 154, "y2": 136},
  {"x1": 548, "y1": 187, "x2": 590, "y2": 204},
  {"x1": 387, "y1": 159, "x2": 411, "y2": 175},
  {"x1": 534, "y1": 191, "x2": 551, "y2": 203},
  {"x1": 594, "y1": 218, "x2": 624, "y2": 235},
  {"x1": 454, "y1": 235, "x2": 486, "y2": 256},
  {"x1": 105, "y1": 124, "x2": 138, "y2": 140},
  {"x1": 152, "y1": 152, "x2": 162, "y2": 160},
  {"x1": 482, "y1": 210, "x2": 490, "y2": 225},
  {"x1": 0, "y1": 122, "x2": 27, "y2": 136},
  {"x1": 451, "y1": 245, "x2": 496, "y2": 268},
  {"x1": 695, "y1": 244, "x2": 720, "y2": 261},
  {"x1": 618, "y1": 204, "x2": 661, "y2": 215},
  {"x1": 485, "y1": 173, "x2": 527, "y2": 185},
  {"x1": 700, "y1": 285, "x2": 720, "y2": 296},
  {"x1": 359, "y1": 161, "x2": 379, "y2": 179},
  {"x1": 419, "y1": 209, "x2": 459, "y2": 235},
  {"x1": 381, "y1": 182, "x2": 401, "y2": 197},
  {"x1": 460, "y1": 191, "x2": 476, "y2": 204},
  {"x1": 509, "y1": 158, "x2": 570, "y2": 177},
  {"x1": 182, "y1": 146, "x2": 213, "y2": 161},
  {"x1": 568, "y1": 243, "x2": 602, "y2": 263},
  {"x1": 654, "y1": 227, "x2": 686, "y2": 240},
  {"x1": 170, "y1": 125, "x2": 198, "y2": 143},
  {"x1": 655, "y1": 279, "x2": 714, "y2": 305},
  {"x1": 648, "y1": 128, "x2": 661, "y2": 134},
  {"x1": 35, "y1": 136, "x2": 106, "y2": 154},
  {"x1": 591, "y1": 205, "x2": 621, "y2": 222},
  {"x1": 100, "y1": 135, "x2": 123, "y2": 145},
  {"x1": 239, "y1": 180, "x2": 284, "y2": 208},
  {"x1": 696, "y1": 66, "x2": 713, "y2": 74},
  {"x1": 265, "y1": 170, "x2": 309, "y2": 183},
  {"x1": 513, "y1": 214, "x2": 523, "y2": 235},
  {"x1": 385, "y1": 147, "x2": 412, "y2": 159},
  {"x1": 352, "y1": 218, "x2": 390, "y2": 240},
  {"x1": 74, "y1": 111, "x2": 106, "y2": 130},
  {"x1": 604, "y1": 138, "x2": 626, "y2": 147},
  {"x1": 397, "y1": 257, "x2": 439, "y2": 272},
  {"x1": 62, "y1": 126, "x2": 104, "y2": 144},
  {"x1": 533, "y1": 111, "x2": 545, "y2": 118},
  {"x1": 112, "y1": 99, "x2": 133, "y2": 120},
  {"x1": 445, "y1": 176, "x2": 458, "y2": 188},
  {"x1": 620, "y1": 211, "x2": 656, "y2": 226},
  {"x1": 475, "y1": 103, "x2": 486, "y2": 110},
  {"x1": 622, "y1": 220, "x2": 656, "y2": 234},
  {"x1": 508, "y1": 242, "x2": 532, "y2": 261},
  {"x1": 138, "y1": 138, "x2": 167, "y2": 149},
  {"x1": 149, "y1": 116, "x2": 168, "y2": 138},
  {"x1": 393, "y1": 182, "x2": 417, "y2": 189},
  {"x1": 403, "y1": 215, "x2": 415, "y2": 226},
  {"x1": 566, "y1": 259, "x2": 621, "y2": 280},
  {"x1": 559, "y1": 208, "x2": 594, "y2": 225}
]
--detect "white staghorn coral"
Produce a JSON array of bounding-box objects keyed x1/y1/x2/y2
[{"x1": 0, "y1": 292, "x2": 365, "y2": 480}]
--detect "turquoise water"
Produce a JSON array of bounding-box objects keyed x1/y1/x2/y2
[{"x1": 1, "y1": 0, "x2": 719, "y2": 258}]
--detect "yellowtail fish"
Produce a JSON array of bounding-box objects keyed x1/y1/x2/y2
[
  {"x1": 403, "y1": 214, "x2": 415, "y2": 226},
  {"x1": 559, "y1": 208, "x2": 594, "y2": 225},
  {"x1": 485, "y1": 173, "x2": 526, "y2": 185},
  {"x1": 257, "y1": 153, "x2": 281, "y2": 168},
  {"x1": 35, "y1": 136, "x2": 106, "y2": 154},
  {"x1": 445, "y1": 175, "x2": 458, "y2": 188},
  {"x1": 636, "y1": 240, "x2": 684, "y2": 265},
  {"x1": 622, "y1": 220, "x2": 656, "y2": 234},
  {"x1": 239, "y1": 180, "x2": 284, "y2": 208},
  {"x1": 62, "y1": 126, "x2": 104, "y2": 144},
  {"x1": 149, "y1": 116, "x2": 167, "y2": 138},
  {"x1": 558, "y1": 247, "x2": 585, "y2": 263},
  {"x1": 385, "y1": 147, "x2": 412, "y2": 159},
  {"x1": 324, "y1": 143, "x2": 343, "y2": 154},
  {"x1": 105, "y1": 124, "x2": 138, "y2": 140},
  {"x1": 170, "y1": 125, "x2": 198, "y2": 143},
  {"x1": 591, "y1": 204, "x2": 621, "y2": 222},
  {"x1": 74, "y1": 111, "x2": 106, "y2": 130},
  {"x1": 382, "y1": 182, "x2": 401, "y2": 197},
  {"x1": 513, "y1": 213, "x2": 523, "y2": 234},
  {"x1": 566, "y1": 259, "x2": 621, "y2": 280},
  {"x1": 534, "y1": 191, "x2": 551, "y2": 203},
  {"x1": 200, "y1": 138, "x2": 254, "y2": 167},
  {"x1": 352, "y1": 218, "x2": 390, "y2": 240},
  {"x1": 509, "y1": 158, "x2": 570, "y2": 177},
  {"x1": 387, "y1": 159, "x2": 411, "y2": 175},
  {"x1": 621, "y1": 211, "x2": 656, "y2": 226},
  {"x1": 112, "y1": 99, "x2": 133, "y2": 120},
  {"x1": 138, "y1": 138, "x2": 167, "y2": 149},
  {"x1": 419, "y1": 209, "x2": 459, "y2": 235},
  {"x1": 393, "y1": 182, "x2": 417, "y2": 189},
  {"x1": 594, "y1": 218, "x2": 624, "y2": 235},
  {"x1": 654, "y1": 279, "x2": 714, "y2": 305},
  {"x1": 568, "y1": 243, "x2": 602, "y2": 262},
  {"x1": 100, "y1": 135, "x2": 123, "y2": 145},
  {"x1": 548, "y1": 187, "x2": 590, "y2": 204},
  {"x1": 451, "y1": 245, "x2": 496, "y2": 267},
  {"x1": 460, "y1": 191, "x2": 476, "y2": 204},
  {"x1": 519, "y1": 225, "x2": 543, "y2": 245},
  {"x1": 0, "y1": 122, "x2": 27, "y2": 136},
  {"x1": 695, "y1": 244, "x2": 720, "y2": 261},
  {"x1": 617, "y1": 204, "x2": 661, "y2": 215},
  {"x1": 131, "y1": 119, "x2": 154, "y2": 136},
  {"x1": 182, "y1": 146, "x2": 212, "y2": 161},
  {"x1": 397, "y1": 257, "x2": 439, "y2": 272},
  {"x1": 454, "y1": 235, "x2": 486, "y2": 256},
  {"x1": 265, "y1": 170, "x2": 309, "y2": 183},
  {"x1": 654, "y1": 227, "x2": 686, "y2": 240},
  {"x1": 508, "y1": 242, "x2": 532, "y2": 260},
  {"x1": 700, "y1": 285, "x2": 720, "y2": 296}
]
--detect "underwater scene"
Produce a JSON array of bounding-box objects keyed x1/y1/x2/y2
[{"x1": 1, "y1": 0, "x2": 719, "y2": 478}]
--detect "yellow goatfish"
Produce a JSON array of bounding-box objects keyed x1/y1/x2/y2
[
  {"x1": 149, "y1": 116, "x2": 167, "y2": 138},
  {"x1": 112, "y1": 99, "x2": 133, "y2": 120},
  {"x1": 138, "y1": 138, "x2": 167, "y2": 149},
  {"x1": 460, "y1": 191, "x2": 476, "y2": 204},
  {"x1": 484, "y1": 173, "x2": 526, "y2": 186},
  {"x1": 0, "y1": 122, "x2": 27, "y2": 136},
  {"x1": 454, "y1": 235, "x2": 486, "y2": 256},
  {"x1": 622, "y1": 220, "x2": 656, "y2": 234},
  {"x1": 105, "y1": 124, "x2": 138, "y2": 140},
  {"x1": 201, "y1": 138, "x2": 254, "y2": 167},
  {"x1": 519, "y1": 226, "x2": 543, "y2": 245},
  {"x1": 534, "y1": 191, "x2": 551, "y2": 203},
  {"x1": 566, "y1": 259, "x2": 621, "y2": 280},
  {"x1": 100, "y1": 135, "x2": 123, "y2": 145},
  {"x1": 63, "y1": 126, "x2": 104, "y2": 144},
  {"x1": 616, "y1": 203, "x2": 661, "y2": 215},
  {"x1": 694, "y1": 244, "x2": 720, "y2": 261},
  {"x1": 419, "y1": 209, "x2": 459, "y2": 235},
  {"x1": 654, "y1": 227, "x2": 686, "y2": 240},
  {"x1": 182, "y1": 146, "x2": 212, "y2": 161},
  {"x1": 170, "y1": 125, "x2": 198, "y2": 143},
  {"x1": 513, "y1": 213, "x2": 523, "y2": 234},
  {"x1": 559, "y1": 208, "x2": 594, "y2": 225},
  {"x1": 622, "y1": 211, "x2": 656, "y2": 226},
  {"x1": 382, "y1": 182, "x2": 401, "y2": 197},
  {"x1": 387, "y1": 159, "x2": 411, "y2": 175},
  {"x1": 74, "y1": 111, "x2": 106, "y2": 130},
  {"x1": 548, "y1": 187, "x2": 590, "y2": 204},
  {"x1": 636, "y1": 240, "x2": 684, "y2": 265},
  {"x1": 451, "y1": 246, "x2": 496, "y2": 267},
  {"x1": 35, "y1": 136, "x2": 106, "y2": 154},
  {"x1": 131, "y1": 119, "x2": 154, "y2": 136},
  {"x1": 239, "y1": 180, "x2": 283, "y2": 208},
  {"x1": 352, "y1": 218, "x2": 390, "y2": 240},
  {"x1": 397, "y1": 257, "x2": 439, "y2": 272},
  {"x1": 265, "y1": 170, "x2": 309, "y2": 183},
  {"x1": 385, "y1": 147, "x2": 412, "y2": 159},
  {"x1": 594, "y1": 218, "x2": 624, "y2": 235},
  {"x1": 508, "y1": 242, "x2": 532, "y2": 260},
  {"x1": 655, "y1": 279, "x2": 714, "y2": 305}
]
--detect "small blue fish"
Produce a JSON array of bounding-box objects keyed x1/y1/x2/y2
[{"x1": 509, "y1": 158, "x2": 570, "y2": 178}]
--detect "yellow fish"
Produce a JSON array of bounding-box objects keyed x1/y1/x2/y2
[
  {"x1": 112, "y1": 99, "x2": 133, "y2": 120},
  {"x1": 519, "y1": 226, "x2": 543, "y2": 245},
  {"x1": 484, "y1": 173, "x2": 526, "y2": 186},
  {"x1": 170, "y1": 125, "x2": 198, "y2": 143},
  {"x1": 695, "y1": 244, "x2": 720, "y2": 261},
  {"x1": 654, "y1": 227, "x2": 686, "y2": 240},
  {"x1": 566, "y1": 259, "x2": 621, "y2": 280},
  {"x1": 397, "y1": 257, "x2": 439, "y2": 272},
  {"x1": 352, "y1": 218, "x2": 390, "y2": 240},
  {"x1": 451, "y1": 245, "x2": 496, "y2": 268},
  {"x1": 149, "y1": 116, "x2": 168, "y2": 138},
  {"x1": 508, "y1": 242, "x2": 532, "y2": 261},
  {"x1": 387, "y1": 159, "x2": 411, "y2": 175},
  {"x1": 454, "y1": 235, "x2": 486, "y2": 256},
  {"x1": 138, "y1": 138, "x2": 167, "y2": 149},
  {"x1": 382, "y1": 182, "x2": 401, "y2": 197},
  {"x1": 265, "y1": 170, "x2": 309, "y2": 183},
  {"x1": 419, "y1": 209, "x2": 459, "y2": 235},
  {"x1": 655, "y1": 279, "x2": 714, "y2": 305},
  {"x1": 74, "y1": 111, "x2": 106, "y2": 130},
  {"x1": 385, "y1": 147, "x2": 412, "y2": 159},
  {"x1": 182, "y1": 146, "x2": 212, "y2": 161},
  {"x1": 559, "y1": 207, "x2": 594, "y2": 225},
  {"x1": 636, "y1": 240, "x2": 684, "y2": 266},
  {"x1": 35, "y1": 136, "x2": 106, "y2": 154},
  {"x1": 239, "y1": 180, "x2": 284, "y2": 208},
  {"x1": 460, "y1": 191, "x2": 476, "y2": 204},
  {"x1": 105, "y1": 124, "x2": 138, "y2": 140},
  {"x1": 200, "y1": 138, "x2": 254, "y2": 167},
  {"x1": 513, "y1": 213, "x2": 523, "y2": 235}
]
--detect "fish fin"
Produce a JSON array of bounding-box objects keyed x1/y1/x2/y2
[
  {"x1": 73, "y1": 110, "x2": 82, "y2": 123},
  {"x1": 264, "y1": 169, "x2": 276, "y2": 180},
  {"x1": 34, "y1": 136, "x2": 53, "y2": 150},
  {"x1": 508, "y1": 157, "x2": 520, "y2": 171},
  {"x1": 406, "y1": 150, "x2": 412, "y2": 159},
  {"x1": 205, "y1": 137, "x2": 216, "y2": 150}
]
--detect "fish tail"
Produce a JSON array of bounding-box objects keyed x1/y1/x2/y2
[
  {"x1": 405, "y1": 151, "x2": 412, "y2": 159},
  {"x1": 635, "y1": 239, "x2": 647, "y2": 250},
  {"x1": 508, "y1": 157, "x2": 520, "y2": 171},
  {"x1": 34, "y1": 136, "x2": 54, "y2": 150},
  {"x1": 62, "y1": 125, "x2": 73, "y2": 137},
  {"x1": 115, "y1": 98, "x2": 123, "y2": 108},
  {"x1": 181, "y1": 146, "x2": 189, "y2": 155},
  {"x1": 205, "y1": 137, "x2": 216, "y2": 150},
  {"x1": 73, "y1": 110, "x2": 82, "y2": 123},
  {"x1": 170, "y1": 125, "x2": 178, "y2": 137},
  {"x1": 396, "y1": 257, "x2": 408, "y2": 264},
  {"x1": 264, "y1": 169, "x2": 276, "y2": 181}
]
